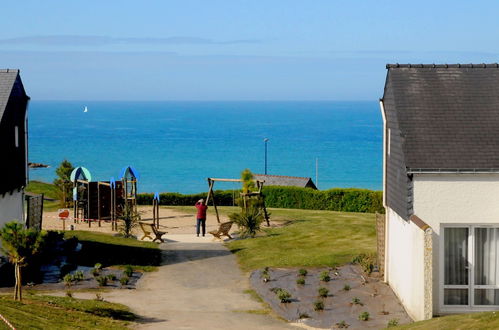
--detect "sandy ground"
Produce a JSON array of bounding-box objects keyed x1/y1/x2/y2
[{"x1": 42, "y1": 206, "x2": 234, "y2": 237}]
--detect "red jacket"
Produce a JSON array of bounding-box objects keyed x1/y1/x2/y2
[{"x1": 195, "y1": 203, "x2": 208, "y2": 219}]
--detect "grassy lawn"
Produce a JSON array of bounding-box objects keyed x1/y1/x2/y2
[
  {"x1": 163, "y1": 206, "x2": 376, "y2": 271},
  {"x1": 0, "y1": 294, "x2": 135, "y2": 329},
  {"x1": 64, "y1": 231, "x2": 162, "y2": 271},
  {"x1": 396, "y1": 311, "x2": 499, "y2": 329},
  {"x1": 26, "y1": 180, "x2": 61, "y2": 211}
]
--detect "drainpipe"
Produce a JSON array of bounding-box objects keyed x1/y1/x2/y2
[{"x1": 379, "y1": 98, "x2": 389, "y2": 283}]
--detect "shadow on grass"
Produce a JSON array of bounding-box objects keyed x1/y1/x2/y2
[
  {"x1": 69, "y1": 240, "x2": 162, "y2": 268},
  {"x1": 87, "y1": 307, "x2": 137, "y2": 321}
]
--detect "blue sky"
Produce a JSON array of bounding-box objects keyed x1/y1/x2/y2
[{"x1": 2, "y1": 1, "x2": 499, "y2": 100}]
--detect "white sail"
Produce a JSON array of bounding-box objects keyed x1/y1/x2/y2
[{"x1": 84, "y1": 106, "x2": 88, "y2": 112}]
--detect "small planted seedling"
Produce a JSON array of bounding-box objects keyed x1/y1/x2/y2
[
  {"x1": 107, "y1": 274, "x2": 117, "y2": 281},
  {"x1": 351, "y1": 297, "x2": 363, "y2": 306},
  {"x1": 123, "y1": 265, "x2": 134, "y2": 277},
  {"x1": 95, "y1": 293, "x2": 104, "y2": 301},
  {"x1": 358, "y1": 311, "x2": 370, "y2": 321},
  {"x1": 73, "y1": 270, "x2": 84, "y2": 282},
  {"x1": 336, "y1": 320, "x2": 349, "y2": 328},
  {"x1": 120, "y1": 276, "x2": 130, "y2": 286},
  {"x1": 276, "y1": 289, "x2": 292, "y2": 303},
  {"x1": 63, "y1": 274, "x2": 74, "y2": 287},
  {"x1": 387, "y1": 319, "x2": 399, "y2": 327},
  {"x1": 343, "y1": 284, "x2": 351, "y2": 291},
  {"x1": 318, "y1": 287, "x2": 329, "y2": 298},
  {"x1": 96, "y1": 276, "x2": 108, "y2": 287},
  {"x1": 319, "y1": 271, "x2": 331, "y2": 282},
  {"x1": 298, "y1": 269, "x2": 308, "y2": 276},
  {"x1": 296, "y1": 278, "x2": 305, "y2": 285},
  {"x1": 94, "y1": 263, "x2": 102, "y2": 270},
  {"x1": 313, "y1": 300, "x2": 324, "y2": 311}
]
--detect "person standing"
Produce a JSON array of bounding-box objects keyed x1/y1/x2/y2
[{"x1": 195, "y1": 199, "x2": 208, "y2": 237}]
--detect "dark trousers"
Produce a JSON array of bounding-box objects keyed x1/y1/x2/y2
[{"x1": 196, "y1": 218, "x2": 206, "y2": 236}]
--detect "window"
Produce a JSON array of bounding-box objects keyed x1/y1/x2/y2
[
  {"x1": 443, "y1": 225, "x2": 499, "y2": 309},
  {"x1": 14, "y1": 126, "x2": 19, "y2": 147}
]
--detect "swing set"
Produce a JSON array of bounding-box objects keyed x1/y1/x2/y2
[{"x1": 205, "y1": 177, "x2": 270, "y2": 226}]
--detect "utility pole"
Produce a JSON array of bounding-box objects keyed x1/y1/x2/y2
[{"x1": 264, "y1": 138, "x2": 269, "y2": 174}]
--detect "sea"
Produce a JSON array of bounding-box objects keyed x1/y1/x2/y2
[{"x1": 28, "y1": 101, "x2": 382, "y2": 194}]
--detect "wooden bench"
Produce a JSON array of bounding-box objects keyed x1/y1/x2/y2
[
  {"x1": 209, "y1": 221, "x2": 233, "y2": 240},
  {"x1": 139, "y1": 222, "x2": 167, "y2": 243}
]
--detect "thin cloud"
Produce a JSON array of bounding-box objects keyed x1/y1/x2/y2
[{"x1": 0, "y1": 35, "x2": 262, "y2": 46}]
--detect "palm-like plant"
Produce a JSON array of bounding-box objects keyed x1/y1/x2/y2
[
  {"x1": 119, "y1": 204, "x2": 140, "y2": 238},
  {"x1": 229, "y1": 205, "x2": 264, "y2": 238},
  {"x1": 0, "y1": 221, "x2": 44, "y2": 301}
]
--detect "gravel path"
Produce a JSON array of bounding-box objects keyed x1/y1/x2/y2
[{"x1": 103, "y1": 235, "x2": 298, "y2": 329}]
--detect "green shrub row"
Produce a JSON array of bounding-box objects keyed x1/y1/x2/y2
[{"x1": 137, "y1": 186, "x2": 384, "y2": 213}]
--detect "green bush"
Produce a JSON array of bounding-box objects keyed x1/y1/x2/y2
[
  {"x1": 276, "y1": 289, "x2": 292, "y2": 303},
  {"x1": 298, "y1": 269, "x2": 308, "y2": 276},
  {"x1": 387, "y1": 319, "x2": 399, "y2": 327},
  {"x1": 319, "y1": 271, "x2": 331, "y2": 282},
  {"x1": 359, "y1": 311, "x2": 370, "y2": 321},
  {"x1": 318, "y1": 287, "x2": 329, "y2": 298},
  {"x1": 95, "y1": 276, "x2": 108, "y2": 287},
  {"x1": 313, "y1": 300, "x2": 324, "y2": 311},
  {"x1": 106, "y1": 274, "x2": 117, "y2": 281},
  {"x1": 123, "y1": 265, "x2": 134, "y2": 277},
  {"x1": 296, "y1": 278, "x2": 305, "y2": 285},
  {"x1": 120, "y1": 276, "x2": 129, "y2": 286},
  {"x1": 137, "y1": 187, "x2": 384, "y2": 214}
]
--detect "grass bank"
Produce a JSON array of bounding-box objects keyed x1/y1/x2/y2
[
  {"x1": 26, "y1": 180, "x2": 61, "y2": 211},
  {"x1": 165, "y1": 206, "x2": 376, "y2": 271},
  {"x1": 0, "y1": 294, "x2": 135, "y2": 329},
  {"x1": 396, "y1": 311, "x2": 499, "y2": 329},
  {"x1": 64, "y1": 231, "x2": 162, "y2": 271}
]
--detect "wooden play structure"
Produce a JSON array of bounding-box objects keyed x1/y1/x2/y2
[
  {"x1": 71, "y1": 166, "x2": 139, "y2": 229},
  {"x1": 206, "y1": 177, "x2": 270, "y2": 226}
]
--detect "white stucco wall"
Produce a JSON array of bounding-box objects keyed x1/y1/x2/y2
[
  {"x1": 0, "y1": 190, "x2": 24, "y2": 226},
  {"x1": 386, "y1": 207, "x2": 426, "y2": 321},
  {"x1": 413, "y1": 173, "x2": 499, "y2": 314}
]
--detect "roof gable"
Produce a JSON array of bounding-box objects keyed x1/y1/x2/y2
[
  {"x1": 0, "y1": 69, "x2": 21, "y2": 123},
  {"x1": 383, "y1": 64, "x2": 499, "y2": 170},
  {"x1": 254, "y1": 174, "x2": 317, "y2": 189}
]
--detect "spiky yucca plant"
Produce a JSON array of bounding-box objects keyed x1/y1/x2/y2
[
  {"x1": 119, "y1": 204, "x2": 140, "y2": 238},
  {"x1": 229, "y1": 205, "x2": 264, "y2": 238}
]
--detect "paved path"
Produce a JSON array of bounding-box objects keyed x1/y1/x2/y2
[{"x1": 104, "y1": 235, "x2": 298, "y2": 329}]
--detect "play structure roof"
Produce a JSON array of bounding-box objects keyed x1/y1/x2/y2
[
  {"x1": 120, "y1": 166, "x2": 140, "y2": 180},
  {"x1": 70, "y1": 167, "x2": 92, "y2": 182}
]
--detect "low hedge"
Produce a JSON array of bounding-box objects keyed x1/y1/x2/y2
[{"x1": 137, "y1": 186, "x2": 384, "y2": 214}]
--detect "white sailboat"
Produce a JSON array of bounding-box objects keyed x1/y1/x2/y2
[{"x1": 83, "y1": 106, "x2": 88, "y2": 113}]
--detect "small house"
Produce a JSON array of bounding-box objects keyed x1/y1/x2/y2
[
  {"x1": 381, "y1": 64, "x2": 499, "y2": 320},
  {"x1": 253, "y1": 174, "x2": 317, "y2": 189},
  {"x1": 0, "y1": 69, "x2": 30, "y2": 226}
]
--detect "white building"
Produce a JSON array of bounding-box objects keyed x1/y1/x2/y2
[
  {"x1": 381, "y1": 64, "x2": 499, "y2": 320},
  {"x1": 0, "y1": 69, "x2": 30, "y2": 226}
]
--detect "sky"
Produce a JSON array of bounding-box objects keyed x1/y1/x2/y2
[{"x1": 2, "y1": 1, "x2": 499, "y2": 100}]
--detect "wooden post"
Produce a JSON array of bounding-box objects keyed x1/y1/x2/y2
[{"x1": 97, "y1": 183, "x2": 101, "y2": 227}]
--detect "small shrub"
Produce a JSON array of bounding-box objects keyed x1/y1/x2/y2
[
  {"x1": 270, "y1": 287, "x2": 281, "y2": 293},
  {"x1": 63, "y1": 274, "x2": 74, "y2": 287},
  {"x1": 318, "y1": 287, "x2": 329, "y2": 298},
  {"x1": 276, "y1": 289, "x2": 292, "y2": 303},
  {"x1": 298, "y1": 269, "x2": 308, "y2": 276},
  {"x1": 107, "y1": 274, "x2": 117, "y2": 281},
  {"x1": 319, "y1": 271, "x2": 331, "y2": 282},
  {"x1": 336, "y1": 320, "x2": 349, "y2": 328},
  {"x1": 343, "y1": 284, "x2": 351, "y2": 291},
  {"x1": 262, "y1": 273, "x2": 270, "y2": 282},
  {"x1": 296, "y1": 278, "x2": 305, "y2": 285},
  {"x1": 299, "y1": 312, "x2": 310, "y2": 319},
  {"x1": 124, "y1": 265, "x2": 134, "y2": 277},
  {"x1": 96, "y1": 276, "x2": 108, "y2": 287},
  {"x1": 387, "y1": 319, "x2": 399, "y2": 327},
  {"x1": 358, "y1": 311, "x2": 370, "y2": 321},
  {"x1": 313, "y1": 300, "x2": 324, "y2": 311},
  {"x1": 92, "y1": 269, "x2": 100, "y2": 277},
  {"x1": 94, "y1": 263, "x2": 102, "y2": 270},
  {"x1": 352, "y1": 253, "x2": 377, "y2": 275},
  {"x1": 73, "y1": 270, "x2": 84, "y2": 282},
  {"x1": 95, "y1": 293, "x2": 103, "y2": 301},
  {"x1": 352, "y1": 297, "x2": 363, "y2": 306},
  {"x1": 120, "y1": 276, "x2": 130, "y2": 286}
]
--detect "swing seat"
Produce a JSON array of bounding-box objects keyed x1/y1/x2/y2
[{"x1": 209, "y1": 221, "x2": 233, "y2": 240}]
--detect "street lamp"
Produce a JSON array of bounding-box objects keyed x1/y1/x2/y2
[{"x1": 264, "y1": 138, "x2": 269, "y2": 174}]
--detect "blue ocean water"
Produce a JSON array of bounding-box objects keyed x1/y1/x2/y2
[{"x1": 28, "y1": 101, "x2": 382, "y2": 194}]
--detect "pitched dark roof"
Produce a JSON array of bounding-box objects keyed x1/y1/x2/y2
[
  {"x1": 382, "y1": 63, "x2": 499, "y2": 170},
  {"x1": 0, "y1": 69, "x2": 20, "y2": 122},
  {"x1": 254, "y1": 174, "x2": 317, "y2": 189}
]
